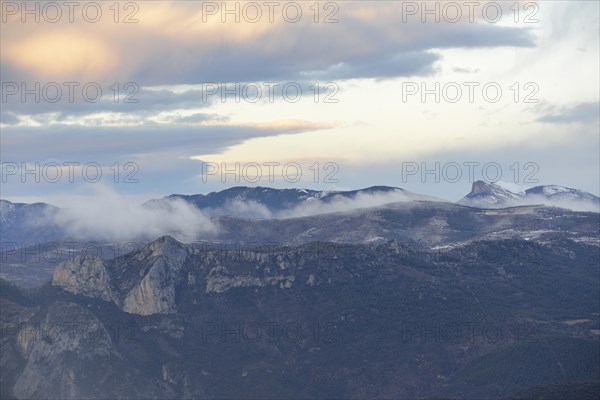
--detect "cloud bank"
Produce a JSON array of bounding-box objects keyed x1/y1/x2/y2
[{"x1": 46, "y1": 186, "x2": 217, "y2": 242}]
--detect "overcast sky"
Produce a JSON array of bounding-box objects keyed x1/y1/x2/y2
[{"x1": 1, "y1": 0, "x2": 598, "y2": 205}]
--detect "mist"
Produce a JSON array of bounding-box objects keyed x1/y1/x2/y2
[
  {"x1": 519, "y1": 195, "x2": 600, "y2": 213},
  {"x1": 206, "y1": 199, "x2": 274, "y2": 219},
  {"x1": 45, "y1": 185, "x2": 217, "y2": 242},
  {"x1": 36, "y1": 186, "x2": 598, "y2": 246},
  {"x1": 278, "y1": 190, "x2": 440, "y2": 219}
]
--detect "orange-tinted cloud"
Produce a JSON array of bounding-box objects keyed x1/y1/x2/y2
[{"x1": 3, "y1": 30, "x2": 117, "y2": 79}]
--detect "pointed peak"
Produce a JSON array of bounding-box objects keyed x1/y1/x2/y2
[
  {"x1": 144, "y1": 235, "x2": 189, "y2": 259},
  {"x1": 470, "y1": 180, "x2": 493, "y2": 195},
  {"x1": 154, "y1": 235, "x2": 182, "y2": 246},
  {"x1": 469, "y1": 181, "x2": 525, "y2": 196}
]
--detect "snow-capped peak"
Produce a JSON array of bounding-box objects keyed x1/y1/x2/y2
[
  {"x1": 493, "y1": 181, "x2": 527, "y2": 196},
  {"x1": 540, "y1": 185, "x2": 571, "y2": 196}
]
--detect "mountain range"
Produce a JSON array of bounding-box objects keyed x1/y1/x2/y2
[
  {"x1": 458, "y1": 181, "x2": 600, "y2": 211},
  {"x1": 2, "y1": 185, "x2": 599, "y2": 287},
  {"x1": 1, "y1": 231, "x2": 598, "y2": 399},
  {"x1": 1, "y1": 182, "x2": 598, "y2": 399},
  {"x1": 1, "y1": 181, "x2": 598, "y2": 245}
]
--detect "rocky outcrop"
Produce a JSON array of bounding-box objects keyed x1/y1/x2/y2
[
  {"x1": 458, "y1": 180, "x2": 525, "y2": 208},
  {"x1": 5, "y1": 299, "x2": 162, "y2": 399},
  {"x1": 121, "y1": 236, "x2": 189, "y2": 315},
  {"x1": 2, "y1": 226, "x2": 600, "y2": 400},
  {"x1": 52, "y1": 254, "x2": 114, "y2": 302},
  {"x1": 13, "y1": 302, "x2": 113, "y2": 399},
  {"x1": 52, "y1": 236, "x2": 190, "y2": 316},
  {"x1": 123, "y1": 258, "x2": 179, "y2": 315},
  {"x1": 205, "y1": 264, "x2": 296, "y2": 294},
  {"x1": 471, "y1": 180, "x2": 493, "y2": 195},
  {"x1": 459, "y1": 181, "x2": 599, "y2": 211}
]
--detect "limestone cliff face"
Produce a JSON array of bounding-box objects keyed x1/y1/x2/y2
[
  {"x1": 121, "y1": 236, "x2": 189, "y2": 315},
  {"x1": 471, "y1": 180, "x2": 491, "y2": 195},
  {"x1": 205, "y1": 264, "x2": 296, "y2": 294},
  {"x1": 13, "y1": 302, "x2": 113, "y2": 399},
  {"x1": 52, "y1": 254, "x2": 114, "y2": 302},
  {"x1": 123, "y1": 258, "x2": 179, "y2": 315},
  {"x1": 6, "y1": 300, "x2": 160, "y2": 399},
  {"x1": 49, "y1": 236, "x2": 311, "y2": 315},
  {"x1": 51, "y1": 237, "x2": 190, "y2": 316}
]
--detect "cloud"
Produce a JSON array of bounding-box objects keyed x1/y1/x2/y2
[
  {"x1": 0, "y1": 86, "x2": 216, "y2": 117},
  {"x1": 537, "y1": 102, "x2": 600, "y2": 125},
  {"x1": 209, "y1": 199, "x2": 274, "y2": 219},
  {"x1": 3, "y1": 30, "x2": 118, "y2": 79},
  {"x1": 0, "y1": 118, "x2": 335, "y2": 199},
  {"x1": 520, "y1": 194, "x2": 599, "y2": 213},
  {"x1": 0, "y1": 111, "x2": 19, "y2": 125},
  {"x1": 452, "y1": 67, "x2": 480, "y2": 74},
  {"x1": 193, "y1": 189, "x2": 443, "y2": 220},
  {"x1": 0, "y1": 80, "x2": 341, "y2": 119},
  {"x1": 171, "y1": 113, "x2": 222, "y2": 124},
  {"x1": 45, "y1": 185, "x2": 217, "y2": 242},
  {"x1": 279, "y1": 190, "x2": 441, "y2": 219},
  {"x1": 1, "y1": 2, "x2": 536, "y2": 86},
  {"x1": 300, "y1": 51, "x2": 439, "y2": 81},
  {"x1": 204, "y1": 119, "x2": 336, "y2": 133},
  {"x1": 0, "y1": 119, "x2": 331, "y2": 164}
]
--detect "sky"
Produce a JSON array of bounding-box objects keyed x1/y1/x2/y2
[{"x1": 1, "y1": 0, "x2": 599, "y2": 206}]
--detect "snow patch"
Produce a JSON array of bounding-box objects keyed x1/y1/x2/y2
[{"x1": 494, "y1": 181, "x2": 526, "y2": 196}]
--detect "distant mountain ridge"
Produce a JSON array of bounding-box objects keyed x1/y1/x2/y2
[
  {"x1": 144, "y1": 185, "x2": 440, "y2": 218},
  {"x1": 0, "y1": 199, "x2": 64, "y2": 245},
  {"x1": 3, "y1": 198, "x2": 599, "y2": 287},
  {"x1": 526, "y1": 184, "x2": 600, "y2": 203},
  {"x1": 1, "y1": 182, "x2": 598, "y2": 246},
  {"x1": 1, "y1": 187, "x2": 599, "y2": 399},
  {"x1": 459, "y1": 181, "x2": 599, "y2": 212},
  {"x1": 0, "y1": 199, "x2": 59, "y2": 227}
]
